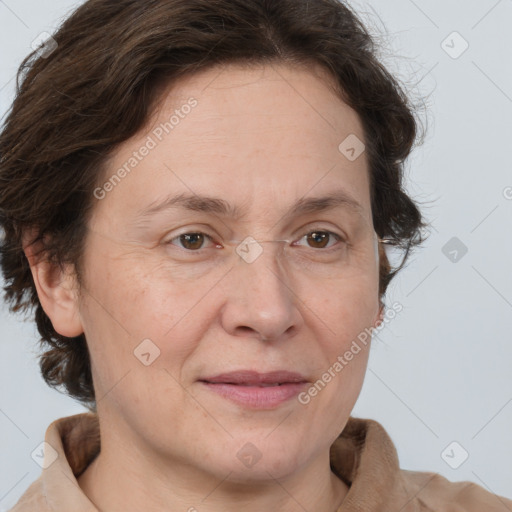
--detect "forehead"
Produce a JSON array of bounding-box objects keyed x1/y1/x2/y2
[
  {"x1": 92, "y1": 62, "x2": 371, "y2": 228},
  {"x1": 148, "y1": 61, "x2": 364, "y2": 154}
]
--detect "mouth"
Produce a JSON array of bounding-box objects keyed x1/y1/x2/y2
[{"x1": 198, "y1": 370, "x2": 309, "y2": 409}]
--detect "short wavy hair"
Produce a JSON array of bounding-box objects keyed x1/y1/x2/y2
[{"x1": 0, "y1": 0, "x2": 426, "y2": 410}]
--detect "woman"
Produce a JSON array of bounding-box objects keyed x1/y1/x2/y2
[{"x1": 1, "y1": 0, "x2": 510, "y2": 510}]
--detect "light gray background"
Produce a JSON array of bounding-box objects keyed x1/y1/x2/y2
[{"x1": 1, "y1": 0, "x2": 511, "y2": 508}]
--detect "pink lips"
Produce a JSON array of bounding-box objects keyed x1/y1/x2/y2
[{"x1": 199, "y1": 370, "x2": 308, "y2": 409}]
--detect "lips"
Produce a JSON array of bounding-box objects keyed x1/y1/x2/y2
[
  {"x1": 199, "y1": 370, "x2": 308, "y2": 386},
  {"x1": 199, "y1": 370, "x2": 309, "y2": 409}
]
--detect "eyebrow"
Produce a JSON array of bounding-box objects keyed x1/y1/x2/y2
[{"x1": 136, "y1": 189, "x2": 365, "y2": 220}]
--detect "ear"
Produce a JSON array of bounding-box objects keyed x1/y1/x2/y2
[{"x1": 23, "y1": 236, "x2": 83, "y2": 338}]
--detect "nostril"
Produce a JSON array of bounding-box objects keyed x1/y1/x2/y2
[
  {"x1": 237, "y1": 325, "x2": 257, "y2": 335},
  {"x1": 234, "y1": 326, "x2": 272, "y2": 341}
]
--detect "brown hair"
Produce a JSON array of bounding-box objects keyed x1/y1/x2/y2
[{"x1": 0, "y1": 0, "x2": 426, "y2": 410}]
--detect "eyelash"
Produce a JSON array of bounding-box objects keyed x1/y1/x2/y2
[{"x1": 164, "y1": 229, "x2": 346, "y2": 253}]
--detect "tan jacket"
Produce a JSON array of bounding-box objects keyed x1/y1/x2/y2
[{"x1": 9, "y1": 413, "x2": 512, "y2": 511}]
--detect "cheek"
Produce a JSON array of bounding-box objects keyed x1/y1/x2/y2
[
  {"x1": 82, "y1": 246, "x2": 197, "y2": 332},
  {"x1": 78, "y1": 251, "x2": 220, "y2": 382},
  {"x1": 303, "y1": 273, "x2": 379, "y2": 406},
  {"x1": 311, "y1": 270, "x2": 380, "y2": 336}
]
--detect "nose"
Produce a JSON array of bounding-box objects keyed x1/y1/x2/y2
[{"x1": 219, "y1": 240, "x2": 303, "y2": 342}]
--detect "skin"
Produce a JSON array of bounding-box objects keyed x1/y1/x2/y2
[{"x1": 27, "y1": 62, "x2": 383, "y2": 512}]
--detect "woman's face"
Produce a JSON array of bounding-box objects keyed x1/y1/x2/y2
[{"x1": 75, "y1": 62, "x2": 382, "y2": 482}]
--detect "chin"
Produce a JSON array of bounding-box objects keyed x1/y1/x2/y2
[
  {"x1": 222, "y1": 460, "x2": 299, "y2": 485},
  {"x1": 207, "y1": 437, "x2": 305, "y2": 483}
]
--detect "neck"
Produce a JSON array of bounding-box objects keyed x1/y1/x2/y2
[{"x1": 77, "y1": 423, "x2": 349, "y2": 512}]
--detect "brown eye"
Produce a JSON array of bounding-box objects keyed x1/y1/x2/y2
[
  {"x1": 170, "y1": 232, "x2": 212, "y2": 251},
  {"x1": 181, "y1": 233, "x2": 205, "y2": 250},
  {"x1": 302, "y1": 231, "x2": 341, "y2": 249}
]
